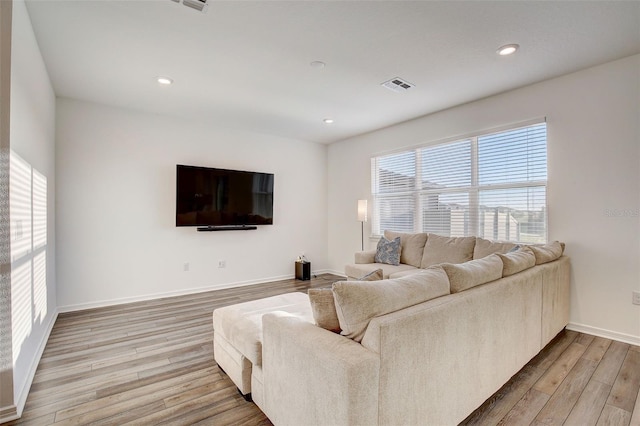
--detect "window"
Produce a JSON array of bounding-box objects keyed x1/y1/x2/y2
[{"x1": 371, "y1": 122, "x2": 547, "y2": 243}]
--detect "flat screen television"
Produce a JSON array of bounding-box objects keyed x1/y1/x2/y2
[{"x1": 176, "y1": 165, "x2": 274, "y2": 228}]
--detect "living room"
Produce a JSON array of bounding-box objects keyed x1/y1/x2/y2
[{"x1": 1, "y1": 0, "x2": 639, "y2": 424}]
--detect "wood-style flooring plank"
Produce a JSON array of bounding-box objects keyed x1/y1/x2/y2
[
  {"x1": 53, "y1": 371, "x2": 217, "y2": 422},
  {"x1": 593, "y1": 341, "x2": 631, "y2": 386},
  {"x1": 498, "y1": 388, "x2": 549, "y2": 425},
  {"x1": 597, "y1": 404, "x2": 632, "y2": 426},
  {"x1": 95, "y1": 360, "x2": 215, "y2": 398},
  {"x1": 8, "y1": 413, "x2": 56, "y2": 426},
  {"x1": 533, "y1": 342, "x2": 587, "y2": 396},
  {"x1": 565, "y1": 379, "x2": 613, "y2": 426},
  {"x1": 529, "y1": 330, "x2": 578, "y2": 371},
  {"x1": 584, "y1": 337, "x2": 613, "y2": 363},
  {"x1": 460, "y1": 365, "x2": 545, "y2": 426},
  {"x1": 531, "y1": 357, "x2": 598, "y2": 425},
  {"x1": 630, "y1": 387, "x2": 640, "y2": 426},
  {"x1": 607, "y1": 349, "x2": 640, "y2": 413}
]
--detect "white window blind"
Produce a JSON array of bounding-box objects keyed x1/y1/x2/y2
[{"x1": 371, "y1": 122, "x2": 547, "y2": 243}]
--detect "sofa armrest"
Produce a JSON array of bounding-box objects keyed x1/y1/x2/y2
[
  {"x1": 262, "y1": 313, "x2": 379, "y2": 426},
  {"x1": 355, "y1": 250, "x2": 376, "y2": 264}
]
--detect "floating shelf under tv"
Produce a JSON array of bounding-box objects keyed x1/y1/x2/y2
[{"x1": 197, "y1": 225, "x2": 258, "y2": 232}]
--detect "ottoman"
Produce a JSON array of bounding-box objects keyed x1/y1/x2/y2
[{"x1": 212, "y1": 292, "x2": 313, "y2": 400}]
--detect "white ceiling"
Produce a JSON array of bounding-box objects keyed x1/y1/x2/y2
[{"x1": 25, "y1": 0, "x2": 640, "y2": 144}]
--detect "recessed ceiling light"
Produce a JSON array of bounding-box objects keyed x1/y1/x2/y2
[
  {"x1": 310, "y1": 61, "x2": 326, "y2": 68},
  {"x1": 323, "y1": 118, "x2": 334, "y2": 124},
  {"x1": 497, "y1": 44, "x2": 519, "y2": 56},
  {"x1": 157, "y1": 76, "x2": 173, "y2": 85}
]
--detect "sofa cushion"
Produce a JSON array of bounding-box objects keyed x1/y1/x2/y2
[
  {"x1": 389, "y1": 269, "x2": 421, "y2": 279},
  {"x1": 421, "y1": 234, "x2": 476, "y2": 268},
  {"x1": 332, "y1": 267, "x2": 450, "y2": 342},
  {"x1": 374, "y1": 236, "x2": 402, "y2": 266},
  {"x1": 212, "y1": 292, "x2": 313, "y2": 366},
  {"x1": 441, "y1": 254, "x2": 503, "y2": 293},
  {"x1": 473, "y1": 237, "x2": 518, "y2": 259},
  {"x1": 308, "y1": 289, "x2": 341, "y2": 333},
  {"x1": 384, "y1": 231, "x2": 428, "y2": 267},
  {"x1": 308, "y1": 269, "x2": 383, "y2": 333},
  {"x1": 354, "y1": 250, "x2": 376, "y2": 264},
  {"x1": 497, "y1": 247, "x2": 536, "y2": 277},
  {"x1": 345, "y1": 263, "x2": 418, "y2": 280},
  {"x1": 529, "y1": 241, "x2": 564, "y2": 264},
  {"x1": 360, "y1": 268, "x2": 384, "y2": 281}
]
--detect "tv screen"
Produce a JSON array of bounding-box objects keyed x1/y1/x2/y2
[{"x1": 176, "y1": 165, "x2": 274, "y2": 227}]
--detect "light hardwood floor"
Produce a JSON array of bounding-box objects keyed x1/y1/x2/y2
[{"x1": 3, "y1": 274, "x2": 639, "y2": 426}]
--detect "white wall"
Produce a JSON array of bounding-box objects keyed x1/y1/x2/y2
[
  {"x1": 9, "y1": 0, "x2": 56, "y2": 412},
  {"x1": 328, "y1": 55, "x2": 640, "y2": 344},
  {"x1": 56, "y1": 98, "x2": 328, "y2": 309}
]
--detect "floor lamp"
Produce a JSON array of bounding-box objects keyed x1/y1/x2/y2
[{"x1": 357, "y1": 200, "x2": 367, "y2": 251}]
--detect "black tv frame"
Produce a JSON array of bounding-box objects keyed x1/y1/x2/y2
[{"x1": 176, "y1": 164, "x2": 274, "y2": 231}]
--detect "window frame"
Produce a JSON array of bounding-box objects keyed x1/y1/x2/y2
[{"x1": 371, "y1": 120, "x2": 548, "y2": 243}]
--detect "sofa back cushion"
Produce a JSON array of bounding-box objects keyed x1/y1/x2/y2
[
  {"x1": 497, "y1": 247, "x2": 536, "y2": 277},
  {"x1": 441, "y1": 254, "x2": 503, "y2": 293},
  {"x1": 384, "y1": 231, "x2": 428, "y2": 267},
  {"x1": 307, "y1": 288, "x2": 341, "y2": 333},
  {"x1": 421, "y1": 234, "x2": 476, "y2": 268},
  {"x1": 473, "y1": 237, "x2": 518, "y2": 259},
  {"x1": 332, "y1": 267, "x2": 450, "y2": 342},
  {"x1": 529, "y1": 241, "x2": 564, "y2": 264}
]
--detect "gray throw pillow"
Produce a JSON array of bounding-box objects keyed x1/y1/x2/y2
[{"x1": 374, "y1": 236, "x2": 401, "y2": 266}]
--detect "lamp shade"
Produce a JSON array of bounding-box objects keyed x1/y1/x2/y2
[{"x1": 357, "y1": 199, "x2": 368, "y2": 222}]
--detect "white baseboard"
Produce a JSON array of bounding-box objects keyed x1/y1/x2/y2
[
  {"x1": 567, "y1": 322, "x2": 640, "y2": 346},
  {"x1": 57, "y1": 271, "x2": 344, "y2": 313},
  {"x1": 58, "y1": 274, "x2": 297, "y2": 313},
  {"x1": 320, "y1": 269, "x2": 347, "y2": 278},
  {"x1": 0, "y1": 405, "x2": 18, "y2": 423},
  {"x1": 14, "y1": 310, "x2": 58, "y2": 418}
]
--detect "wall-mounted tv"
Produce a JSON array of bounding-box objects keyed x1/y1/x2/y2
[{"x1": 176, "y1": 165, "x2": 274, "y2": 229}]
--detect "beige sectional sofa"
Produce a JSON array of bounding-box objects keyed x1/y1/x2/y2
[{"x1": 213, "y1": 232, "x2": 570, "y2": 425}]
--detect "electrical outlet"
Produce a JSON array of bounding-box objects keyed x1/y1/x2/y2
[
  {"x1": 218, "y1": 260, "x2": 226, "y2": 268},
  {"x1": 633, "y1": 291, "x2": 640, "y2": 306},
  {"x1": 183, "y1": 262, "x2": 189, "y2": 272}
]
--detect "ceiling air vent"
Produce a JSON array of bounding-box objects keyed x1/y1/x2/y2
[
  {"x1": 170, "y1": 0, "x2": 209, "y2": 13},
  {"x1": 381, "y1": 77, "x2": 415, "y2": 93}
]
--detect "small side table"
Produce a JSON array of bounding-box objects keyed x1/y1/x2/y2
[{"x1": 295, "y1": 261, "x2": 311, "y2": 281}]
